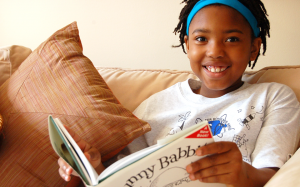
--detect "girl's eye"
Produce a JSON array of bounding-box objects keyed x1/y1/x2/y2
[
  {"x1": 226, "y1": 37, "x2": 239, "y2": 42},
  {"x1": 196, "y1": 37, "x2": 207, "y2": 42}
]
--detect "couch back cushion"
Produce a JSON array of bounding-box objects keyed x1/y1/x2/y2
[
  {"x1": 0, "y1": 45, "x2": 32, "y2": 86},
  {"x1": 98, "y1": 66, "x2": 300, "y2": 110},
  {"x1": 97, "y1": 68, "x2": 198, "y2": 112},
  {"x1": 243, "y1": 66, "x2": 300, "y2": 102}
]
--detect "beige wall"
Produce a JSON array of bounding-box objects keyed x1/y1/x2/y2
[{"x1": 1, "y1": 0, "x2": 299, "y2": 71}]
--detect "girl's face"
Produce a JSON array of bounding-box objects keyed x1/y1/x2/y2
[{"x1": 185, "y1": 5, "x2": 261, "y2": 98}]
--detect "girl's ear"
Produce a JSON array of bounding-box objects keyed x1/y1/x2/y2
[
  {"x1": 184, "y1": 35, "x2": 190, "y2": 58},
  {"x1": 250, "y1": 37, "x2": 262, "y2": 61}
]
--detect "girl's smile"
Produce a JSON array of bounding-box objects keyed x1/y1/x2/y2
[
  {"x1": 184, "y1": 5, "x2": 261, "y2": 98},
  {"x1": 203, "y1": 65, "x2": 230, "y2": 78},
  {"x1": 205, "y1": 66, "x2": 228, "y2": 73}
]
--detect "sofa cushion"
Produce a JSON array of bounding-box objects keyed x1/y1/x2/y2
[
  {"x1": 265, "y1": 148, "x2": 300, "y2": 187},
  {"x1": 97, "y1": 67, "x2": 199, "y2": 112},
  {"x1": 0, "y1": 45, "x2": 32, "y2": 86},
  {"x1": 243, "y1": 66, "x2": 300, "y2": 102},
  {"x1": 0, "y1": 22, "x2": 150, "y2": 186}
]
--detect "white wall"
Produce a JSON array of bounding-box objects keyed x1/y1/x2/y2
[{"x1": 1, "y1": 0, "x2": 299, "y2": 71}]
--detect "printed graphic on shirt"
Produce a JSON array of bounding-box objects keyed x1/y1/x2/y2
[
  {"x1": 208, "y1": 120, "x2": 228, "y2": 137},
  {"x1": 237, "y1": 106, "x2": 264, "y2": 130},
  {"x1": 168, "y1": 111, "x2": 191, "y2": 136},
  {"x1": 205, "y1": 114, "x2": 234, "y2": 138},
  {"x1": 166, "y1": 105, "x2": 265, "y2": 164},
  {"x1": 232, "y1": 134, "x2": 250, "y2": 163}
]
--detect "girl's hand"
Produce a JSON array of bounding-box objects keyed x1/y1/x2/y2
[
  {"x1": 58, "y1": 125, "x2": 102, "y2": 182},
  {"x1": 186, "y1": 141, "x2": 277, "y2": 187}
]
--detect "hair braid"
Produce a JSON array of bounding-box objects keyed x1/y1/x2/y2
[{"x1": 173, "y1": 0, "x2": 270, "y2": 69}]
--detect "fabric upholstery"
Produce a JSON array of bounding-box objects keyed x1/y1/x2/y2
[
  {"x1": 265, "y1": 148, "x2": 300, "y2": 187},
  {"x1": 0, "y1": 22, "x2": 150, "y2": 186},
  {"x1": 242, "y1": 66, "x2": 300, "y2": 102},
  {"x1": 0, "y1": 114, "x2": 3, "y2": 143},
  {"x1": 97, "y1": 68, "x2": 199, "y2": 112},
  {"x1": 0, "y1": 45, "x2": 32, "y2": 86}
]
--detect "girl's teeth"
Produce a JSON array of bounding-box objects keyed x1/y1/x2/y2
[{"x1": 207, "y1": 66, "x2": 227, "y2": 73}]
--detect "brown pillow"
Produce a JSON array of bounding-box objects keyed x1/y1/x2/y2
[
  {"x1": 0, "y1": 114, "x2": 3, "y2": 146},
  {"x1": 0, "y1": 22, "x2": 150, "y2": 186}
]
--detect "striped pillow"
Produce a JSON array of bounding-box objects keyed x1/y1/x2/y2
[
  {"x1": 0, "y1": 22, "x2": 150, "y2": 186},
  {"x1": 0, "y1": 114, "x2": 3, "y2": 145}
]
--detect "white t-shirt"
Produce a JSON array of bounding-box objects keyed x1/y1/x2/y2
[{"x1": 128, "y1": 79, "x2": 300, "y2": 169}]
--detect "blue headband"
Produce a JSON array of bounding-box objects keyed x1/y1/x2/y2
[{"x1": 186, "y1": 0, "x2": 260, "y2": 37}]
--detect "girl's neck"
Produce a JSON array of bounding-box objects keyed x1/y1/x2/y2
[{"x1": 195, "y1": 81, "x2": 245, "y2": 98}]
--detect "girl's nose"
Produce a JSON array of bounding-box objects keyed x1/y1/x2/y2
[{"x1": 206, "y1": 41, "x2": 225, "y2": 59}]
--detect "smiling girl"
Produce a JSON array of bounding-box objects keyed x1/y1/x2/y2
[{"x1": 58, "y1": 1, "x2": 300, "y2": 186}]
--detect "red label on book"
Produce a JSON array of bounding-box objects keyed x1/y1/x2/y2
[{"x1": 185, "y1": 125, "x2": 212, "y2": 139}]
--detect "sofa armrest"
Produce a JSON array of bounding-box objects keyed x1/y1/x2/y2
[{"x1": 265, "y1": 148, "x2": 300, "y2": 186}]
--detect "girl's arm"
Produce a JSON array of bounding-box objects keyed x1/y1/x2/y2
[{"x1": 241, "y1": 164, "x2": 278, "y2": 187}]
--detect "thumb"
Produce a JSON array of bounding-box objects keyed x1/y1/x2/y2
[
  {"x1": 85, "y1": 150, "x2": 99, "y2": 161},
  {"x1": 84, "y1": 148, "x2": 101, "y2": 169}
]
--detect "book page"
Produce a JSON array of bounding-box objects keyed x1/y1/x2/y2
[{"x1": 98, "y1": 144, "x2": 166, "y2": 182}]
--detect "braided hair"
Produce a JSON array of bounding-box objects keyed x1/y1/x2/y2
[{"x1": 173, "y1": 0, "x2": 270, "y2": 69}]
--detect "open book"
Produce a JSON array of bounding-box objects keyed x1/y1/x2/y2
[{"x1": 48, "y1": 115, "x2": 226, "y2": 187}]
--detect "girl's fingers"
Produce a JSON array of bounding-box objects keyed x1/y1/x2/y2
[
  {"x1": 199, "y1": 172, "x2": 233, "y2": 184},
  {"x1": 64, "y1": 125, "x2": 82, "y2": 143},
  {"x1": 186, "y1": 141, "x2": 244, "y2": 185},
  {"x1": 60, "y1": 125, "x2": 101, "y2": 175},
  {"x1": 58, "y1": 158, "x2": 72, "y2": 181},
  {"x1": 196, "y1": 141, "x2": 237, "y2": 156},
  {"x1": 58, "y1": 158, "x2": 71, "y2": 173},
  {"x1": 187, "y1": 148, "x2": 241, "y2": 174},
  {"x1": 84, "y1": 147, "x2": 101, "y2": 168},
  {"x1": 189, "y1": 162, "x2": 238, "y2": 180},
  {"x1": 59, "y1": 167, "x2": 72, "y2": 181},
  {"x1": 58, "y1": 157, "x2": 79, "y2": 180},
  {"x1": 64, "y1": 125, "x2": 93, "y2": 153}
]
